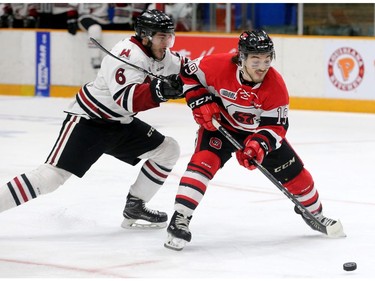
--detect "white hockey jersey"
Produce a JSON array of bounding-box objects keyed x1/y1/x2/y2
[{"x1": 66, "y1": 36, "x2": 185, "y2": 124}]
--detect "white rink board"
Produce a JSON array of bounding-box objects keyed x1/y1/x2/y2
[{"x1": 1, "y1": 29, "x2": 375, "y2": 101}]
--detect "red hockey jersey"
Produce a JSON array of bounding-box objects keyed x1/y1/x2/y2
[{"x1": 181, "y1": 52, "x2": 289, "y2": 151}]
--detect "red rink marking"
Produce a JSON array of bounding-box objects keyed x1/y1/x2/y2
[{"x1": 0, "y1": 258, "x2": 159, "y2": 278}]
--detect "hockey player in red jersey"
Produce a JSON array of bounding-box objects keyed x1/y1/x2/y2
[
  {"x1": 0, "y1": 9, "x2": 187, "y2": 229},
  {"x1": 164, "y1": 29, "x2": 345, "y2": 250}
]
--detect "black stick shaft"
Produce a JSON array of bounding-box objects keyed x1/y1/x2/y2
[{"x1": 211, "y1": 118, "x2": 328, "y2": 234}]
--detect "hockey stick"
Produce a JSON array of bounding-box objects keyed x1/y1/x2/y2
[
  {"x1": 89, "y1": 37, "x2": 176, "y2": 87},
  {"x1": 211, "y1": 118, "x2": 345, "y2": 237}
]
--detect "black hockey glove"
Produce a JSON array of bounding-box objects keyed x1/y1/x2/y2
[
  {"x1": 167, "y1": 74, "x2": 183, "y2": 93},
  {"x1": 150, "y1": 75, "x2": 184, "y2": 103}
]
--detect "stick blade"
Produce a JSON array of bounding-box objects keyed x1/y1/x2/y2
[{"x1": 326, "y1": 219, "x2": 346, "y2": 238}]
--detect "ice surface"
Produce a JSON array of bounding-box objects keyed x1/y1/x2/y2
[{"x1": 0, "y1": 96, "x2": 374, "y2": 279}]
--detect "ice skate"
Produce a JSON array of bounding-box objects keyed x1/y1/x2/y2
[
  {"x1": 164, "y1": 211, "x2": 192, "y2": 251},
  {"x1": 294, "y1": 206, "x2": 346, "y2": 238},
  {"x1": 121, "y1": 194, "x2": 167, "y2": 229}
]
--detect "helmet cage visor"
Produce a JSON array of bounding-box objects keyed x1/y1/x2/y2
[
  {"x1": 150, "y1": 32, "x2": 175, "y2": 48},
  {"x1": 242, "y1": 53, "x2": 273, "y2": 70}
]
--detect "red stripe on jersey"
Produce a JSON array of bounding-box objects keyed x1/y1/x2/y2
[
  {"x1": 180, "y1": 176, "x2": 207, "y2": 193},
  {"x1": 13, "y1": 177, "x2": 28, "y2": 202},
  {"x1": 49, "y1": 115, "x2": 77, "y2": 165},
  {"x1": 176, "y1": 194, "x2": 198, "y2": 206},
  {"x1": 79, "y1": 89, "x2": 111, "y2": 119},
  {"x1": 145, "y1": 161, "x2": 167, "y2": 179},
  {"x1": 116, "y1": 94, "x2": 124, "y2": 106},
  {"x1": 79, "y1": 89, "x2": 99, "y2": 114}
]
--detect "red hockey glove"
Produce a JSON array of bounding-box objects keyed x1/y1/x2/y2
[
  {"x1": 192, "y1": 103, "x2": 220, "y2": 131},
  {"x1": 236, "y1": 138, "x2": 267, "y2": 170},
  {"x1": 187, "y1": 94, "x2": 220, "y2": 131}
]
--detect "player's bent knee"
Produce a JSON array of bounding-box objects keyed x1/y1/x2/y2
[
  {"x1": 189, "y1": 150, "x2": 221, "y2": 179},
  {"x1": 284, "y1": 168, "x2": 313, "y2": 195},
  {"x1": 149, "y1": 136, "x2": 180, "y2": 168},
  {"x1": 29, "y1": 164, "x2": 72, "y2": 195}
]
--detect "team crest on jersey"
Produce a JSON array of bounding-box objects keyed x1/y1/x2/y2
[
  {"x1": 119, "y1": 49, "x2": 131, "y2": 58},
  {"x1": 209, "y1": 137, "x2": 222, "y2": 150}
]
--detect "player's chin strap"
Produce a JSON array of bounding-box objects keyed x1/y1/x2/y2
[
  {"x1": 211, "y1": 117, "x2": 345, "y2": 238},
  {"x1": 89, "y1": 37, "x2": 179, "y2": 89}
]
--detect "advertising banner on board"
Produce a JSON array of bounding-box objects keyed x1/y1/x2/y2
[
  {"x1": 325, "y1": 41, "x2": 375, "y2": 100},
  {"x1": 35, "y1": 32, "x2": 51, "y2": 97}
]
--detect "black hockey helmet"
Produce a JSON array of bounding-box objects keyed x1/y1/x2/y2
[
  {"x1": 238, "y1": 30, "x2": 275, "y2": 58},
  {"x1": 135, "y1": 9, "x2": 175, "y2": 38}
]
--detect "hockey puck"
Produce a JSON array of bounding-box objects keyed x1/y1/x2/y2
[{"x1": 343, "y1": 262, "x2": 357, "y2": 271}]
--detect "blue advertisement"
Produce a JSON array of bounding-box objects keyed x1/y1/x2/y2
[{"x1": 35, "y1": 32, "x2": 50, "y2": 97}]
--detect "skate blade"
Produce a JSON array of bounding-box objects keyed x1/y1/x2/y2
[
  {"x1": 326, "y1": 219, "x2": 346, "y2": 238},
  {"x1": 164, "y1": 234, "x2": 187, "y2": 251},
  {"x1": 121, "y1": 218, "x2": 167, "y2": 229}
]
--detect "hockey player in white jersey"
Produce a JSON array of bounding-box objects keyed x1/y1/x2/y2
[{"x1": 0, "y1": 9, "x2": 187, "y2": 229}]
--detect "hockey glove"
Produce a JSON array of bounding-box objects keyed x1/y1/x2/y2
[
  {"x1": 167, "y1": 74, "x2": 183, "y2": 93},
  {"x1": 188, "y1": 94, "x2": 220, "y2": 131},
  {"x1": 150, "y1": 76, "x2": 184, "y2": 103},
  {"x1": 236, "y1": 136, "x2": 269, "y2": 170},
  {"x1": 67, "y1": 10, "x2": 78, "y2": 35}
]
